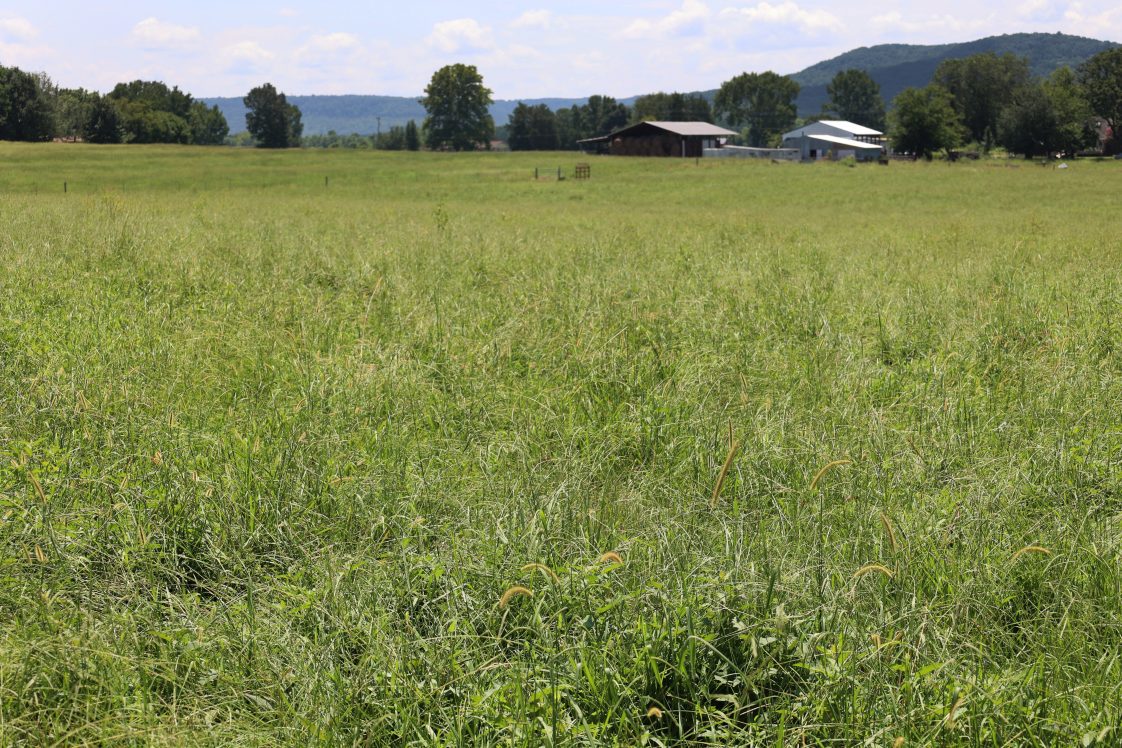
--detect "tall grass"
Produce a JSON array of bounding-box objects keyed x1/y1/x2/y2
[{"x1": 1, "y1": 144, "x2": 1121, "y2": 744}]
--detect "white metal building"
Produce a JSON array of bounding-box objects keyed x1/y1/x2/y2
[{"x1": 782, "y1": 120, "x2": 886, "y2": 162}]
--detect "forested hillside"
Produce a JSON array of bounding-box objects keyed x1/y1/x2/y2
[
  {"x1": 200, "y1": 32, "x2": 1118, "y2": 135},
  {"x1": 791, "y1": 32, "x2": 1118, "y2": 114}
]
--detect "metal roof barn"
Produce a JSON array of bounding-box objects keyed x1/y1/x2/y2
[{"x1": 580, "y1": 121, "x2": 738, "y2": 157}]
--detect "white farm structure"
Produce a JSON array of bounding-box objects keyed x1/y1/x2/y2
[{"x1": 782, "y1": 121, "x2": 886, "y2": 162}]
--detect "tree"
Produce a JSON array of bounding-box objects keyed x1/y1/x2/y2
[
  {"x1": 1043, "y1": 67, "x2": 1096, "y2": 155},
  {"x1": 997, "y1": 82, "x2": 1060, "y2": 158},
  {"x1": 84, "y1": 94, "x2": 123, "y2": 144},
  {"x1": 421, "y1": 64, "x2": 494, "y2": 151},
  {"x1": 714, "y1": 71, "x2": 799, "y2": 147},
  {"x1": 507, "y1": 103, "x2": 559, "y2": 150},
  {"x1": 632, "y1": 92, "x2": 713, "y2": 123},
  {"x1": 110, "y1": 80, "x2": 192, "y2": 120},
  {"x1": 405, "y1": 119, "x2": 421, "y2": 151},
  {"x1": 933, "y1": 53, "x2": 1031, "y2": 145},
  {"x1": 244, "y1": 83, "x2": 303, "y2": 148},
  {"x1": 890, "y1": 85, "x2": 964, "y2": 159},
  {"x1": 188, "y1": 102, "x2": 230, "y2": 145},
  {"x1": 578, "y1": 95, "x2": 630, "y2": 139},
  {"x1": 0, "y1": 66, "x2": 54, "y2": 141},
  {"x1": 554, "y1": 107, "x2": 580, "y2": 150},
  {"x1": 108, "y1": 79, "x2": 225, "y2": 145},
  {"x1": 1077, "y1": 48, "x2": 1122, "y2": 151},
  {"x1": 823, "y1": 69, "x2": 885, "y2": 131},
  {"x1": 48, "y1": 86, "x2": 97, "y2": 141}
]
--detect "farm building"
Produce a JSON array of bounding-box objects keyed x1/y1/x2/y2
[
  {"x1": 580, "y1": 121, "x2": 739, "y2": 158},
  {"x1": 781, "y1": 121, "x2": 886, "y2": 162}
]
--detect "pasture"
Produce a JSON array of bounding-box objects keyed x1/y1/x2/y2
[{"x1": 1, "y1": 144, "x2": 1121, "y2": 745}]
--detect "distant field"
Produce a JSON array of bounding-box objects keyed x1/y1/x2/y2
[{"x1": 1, "y1": 144, "x2": 1121, "y2": 745}]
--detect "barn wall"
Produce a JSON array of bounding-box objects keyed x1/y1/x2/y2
[{"x1": 610, "y1": 135, "x2": 702, "y2": 158}]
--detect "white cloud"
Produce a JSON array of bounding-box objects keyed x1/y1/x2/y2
[
  {"x1": 622, "y1": 0, "x2": 711, "y2": 39},
  {"x1": 718, "y1": 2, "x2": 842, "y2": 32},
  {"x1": 427, "y1": 18, "x2": 494, "y2": 53},
  {"x1": 223, "y1": 40, "x2": 274, "y2": 66},
  {"x1": 511, "y1": 10, "x2": 554, "y2": 30},
  {"x1": 870, "y1": 10, "x2": 992, "y2": 34},
  {"x1": 131, "y1": 17, "x2": 201, "y2": 48},
  {"x1": 301, "y1": 33, "x2": 359, "y2": 54},
  {"x1": 0, "y1": 17, "x2": 36, "y2": 40}
]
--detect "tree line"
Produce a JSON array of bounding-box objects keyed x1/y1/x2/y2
[
  {"x1": 0, "y1": 67, "x2": 231, "y2": 145},
  {"x1": 481, "y1": 52, "x2": 1121, "y2": 159},
  {"x1": 891, "y1": 48, "x2": 1121, "y2": 158},
  {"x1": 3, "y1": 52, "x2": 1120, "y2": 156},
  {"x1": 0, "y1": 66, "x2": 310, "y2": 148}
]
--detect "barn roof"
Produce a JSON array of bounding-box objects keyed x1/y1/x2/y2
[
  {"x1": 815, "y1": 120, "x2": 884, "y2": 137},
  {"x1": 599, "y1": 121, "x2": 739, "y2": 140},
  {"x1": 803, "y1": 133, "x2": 884, "y2": 150}
]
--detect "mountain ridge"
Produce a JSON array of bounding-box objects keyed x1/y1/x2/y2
[{"x1": 202, "y1": 32, "x2": 1119, "y2": 136}]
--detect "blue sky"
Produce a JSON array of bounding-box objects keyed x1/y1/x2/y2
[{"x1": 0, "y1": 1, "x2": 1118, "y2": 98}]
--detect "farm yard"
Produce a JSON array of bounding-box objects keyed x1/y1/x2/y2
[{"x1": 1, "y1": 144, "x2": 1122, "y2": 745}]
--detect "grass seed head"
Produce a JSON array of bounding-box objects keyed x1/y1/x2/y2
[
  {"x1": 1010, "y1": 545, "x2": 1051, "y2": 562},
  {"x1": 498, "y1": 586, "x2": 533, "y2": 608},
  {"x1": 598, "y1": 551, "x2": 624, "y2": 565},
  {"x1": 646, "y1": 707, "x2": 663, "y2": 719},
  {"x1": 852, "y1": 563, "x2": 894, "y2": 580},
  {"x1": 28, "y1": 473, "x2": 46, "y2": 503},
  {"x1": 893, "y1": 738, "x2": 905, "y2": 748},
  {"x1": 944, "y1": 695, "x2": 965, "y2": 729},
  {"x1": 810, "y1": 459, "x2": 852, "y2": 491},
  {"x1": 880, "y1": 512, "x2": 899, "y2": 553},
  {"x1": 710, "y1": 439, "x2": 741, "y2": 508}
]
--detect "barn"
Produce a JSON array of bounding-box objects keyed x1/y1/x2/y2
[
  {"x1": 781, "y1": 121, "x2": 886, "y2": 162},
  {"x1": 579, "y1": 121, "x2": 739, "y2": 158}
]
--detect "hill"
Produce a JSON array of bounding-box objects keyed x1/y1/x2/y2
[
  {"x1": 790, "y1": 32, "x2": 1118, "y2": 115},
  {"x1": 205, "y1": 32, "x2": 1118, "y2": 136},
  {"x1": 202, "y1": 95, "x2": 612, "y2": 137}
]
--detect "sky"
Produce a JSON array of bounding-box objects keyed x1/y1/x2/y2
[{"x1": 0, "y1": 1, "x2": 1119, "y2": 99}]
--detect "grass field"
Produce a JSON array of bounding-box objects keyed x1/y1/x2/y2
[{"x1": 2, "y1": 144, "x2": 1122, "y2": 745}]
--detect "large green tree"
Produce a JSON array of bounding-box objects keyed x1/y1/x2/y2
[
  {"x1": 507, "y1": 103, "x2": 559, "y2": 151},
  {"x1": 577, "y1": 95, "x2": 630, "y2": 139},
  {"x1": 108, "y1": 80, "x2": 228, "y2": 145},
  {"x1": 421, "y1": 64, "x2": 494, "y2": 151},
  {"x1": 631, "y1": 92, "x2": 713, "y2": 123},
  {"x1": 1077, "y1": 47, "x2": 1122, "y2": 151},
  {"x1": 1044, "y1": 67, "x2": 1096, "y2": 155},
  {"x1": 714, "y1": 71, "x2": 799, "y2": 147},
  {"x1": 405, "y1": 120, "x2": 421, "y2": 151},
  {"x1": 244, "y1": 83, "x2": 303, "y2": 148},
  {"x1": 823, "y1": 69, "x2": 886, "y2": 131},
  {"x1": 996, "y1": 82, "x2": 1060, "y2": 158},
  {"x1": 890, "y1": 85, "x2": 964, "y2": 159},
  {"x1": 933, "y1": 53, "x2": 1031, "y2": 145},
  {"x1": 189, "y1": 102, "x2": 230, "y2": 145},
  {"x1": 84, "y1": 94, "x2": 124, "y2": 144},
  {"x1": 0, "y1": 66, "x2": 54, "y2": 141}
]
